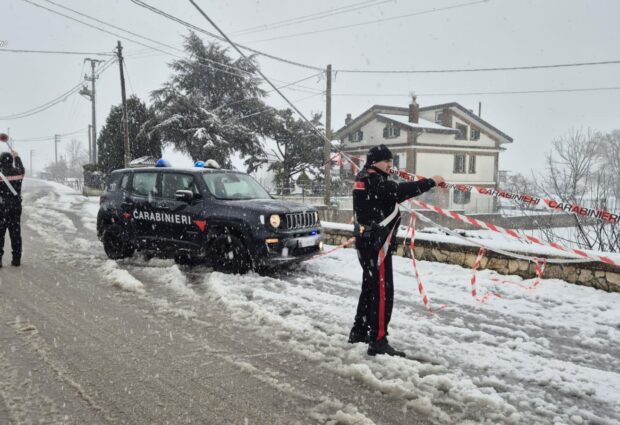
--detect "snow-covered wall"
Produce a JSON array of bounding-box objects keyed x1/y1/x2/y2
[{"x1": 321, "y1": 226, "x2": 620, "y2": 294}]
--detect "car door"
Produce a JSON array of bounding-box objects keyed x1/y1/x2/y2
[
  {"x1": 158, "y1": 172, "x2": 206, "y2": 250},
  {"x1": 128, "y1": 171, "x2": 160, "y2": 244}
]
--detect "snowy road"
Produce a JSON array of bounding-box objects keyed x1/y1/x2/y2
[{"x1": 1, "y1": 179, "x2": 619, "y2": 425}]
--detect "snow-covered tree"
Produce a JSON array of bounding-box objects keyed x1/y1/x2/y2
[
  {"x1": 98, "y1": 95, "x2": 162, "y2": 173},
  {"x1": 252, "y1": 108, "x2": 324, "y2": 194},
  {"x1": 150, "y1": 33, "x2": 268, "y2": 167}
]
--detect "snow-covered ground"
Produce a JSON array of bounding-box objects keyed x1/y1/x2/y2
[{"x1": 20, "y1": 178, "x2": 620, "y2": 425}]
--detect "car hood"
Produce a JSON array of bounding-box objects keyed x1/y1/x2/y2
[{"x1": 225, "y1": 198, "x2": 316, "y2": 214}]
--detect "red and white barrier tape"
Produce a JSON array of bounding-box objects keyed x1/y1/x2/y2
[
  {"x1": 310, "y1": 236, "x2": 355, "y2": 260},
  {"x1": 533, "y1": 258, "x2": 547, "y2": 289},
  {"x1": 391, "y1": 167, "x2": 619, "y2": 226},
  {"x1": 470, "y1": 246, "x2": 485, "y2": 299},
  {"x1": 408, "y1": 198, "x2": 619, "y2": 268},
  {"x1": 406, "y1": 214, "x2": 446, "y2": 313},
  {"x1": 334, "y1": 151, "x2": 619, "y2": 226}
]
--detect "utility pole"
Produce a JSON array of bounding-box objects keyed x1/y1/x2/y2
[
  {"x1": 82, "y1": 58, "x2": 104, "y2": 165},
  {"x1": 116, "y1": 41, "x2": 131, "y2": 167},
  {"x1": 88, "y1": 124, "x2": 92, "y2": 163},
  {"x1": 29, "y1": 150, "x2": 34, "y2": 176},
  {"x1": 323, "y1": 64, "x2": 332, "y2": 207},
  {"x1": 54, "y1": 134, "x2": 60, "y2": 164}
]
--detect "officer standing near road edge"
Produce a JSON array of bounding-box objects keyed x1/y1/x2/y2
[
  {"x1": 0, "y1": 147, "x2": 25, "y2": 267},
  {"x1": 349, "y1": 144, "x2": 444, "y2": 357}
]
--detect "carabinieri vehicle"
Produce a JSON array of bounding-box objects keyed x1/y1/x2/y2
[{"x1": 96, "y1": 160, "x2": 323, "y2": 273}]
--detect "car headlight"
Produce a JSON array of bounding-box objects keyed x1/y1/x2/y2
[{"x1": 269, "y1": 214, "x2": 281, "y2": 228}]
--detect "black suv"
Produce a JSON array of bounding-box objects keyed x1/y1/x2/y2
[{"x1": 97, "y1": 164, "x2": 323, "y2": 273}]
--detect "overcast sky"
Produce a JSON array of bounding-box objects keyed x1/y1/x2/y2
[{"x1": 1, "y1": 0, "x2": 619, "y2": 176}]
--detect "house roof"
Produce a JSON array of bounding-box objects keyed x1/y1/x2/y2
[
  {"x1": 335, "y1": 103, "x2": 513, "y2": 143},
  {"x1": 419, "y1": 102, "x2": 513, "y2": 143},
  {"x1": 376, "y1": 113, "x2": 458, "y2": 134}
]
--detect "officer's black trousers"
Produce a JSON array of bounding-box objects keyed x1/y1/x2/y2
[
  {"x1": 354, "y1": 246, "x2": 394, "y2": 342},
  {"x1": 0, "y1": 205, "x2": 22, "y2": 260}
]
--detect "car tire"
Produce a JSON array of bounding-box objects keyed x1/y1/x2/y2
[
  {"x1": 174, "y1": 253, "x2": 199, "y2": 266},
  {"x1": 210, "y1": 234, "x2": 252, "y2": 274},
  {"x1": 102, "y1": 225, "x2": 134, "y2": 260}
]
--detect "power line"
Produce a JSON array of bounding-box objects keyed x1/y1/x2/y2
[
  {"x1": 248, "y1": 0, "x2": 489, "y2": 43},
  {"x1": 187, "y1": 0, "x2": 330, "y2": 147},
  {"x1": 20, "y1": 0, "x2": 181, "y2": 57},
  {"x1": 335, "y1": 59, "x2": 620, "y2": 74},
  {"x1": 128, "y1": 0, "x2": 323, "y2": 71},
  {"x1": 332, "y1": 86, "x2": 620, "y2": 97},
  {"x1": 0, "y1": 48, "x2": 113, "y2": 56},
  {"x1": 12, "y1": 128, "x2": 88, "y2": 142},
  {"x1": 231, "y1": 0, "x2": 389, "y2": 36},
  {"x1": 0, "y1": 58, "x2": 115, "y2": 120},
  {"x1": 22, "y1": 0, "x2": 319, "y2": 92}
]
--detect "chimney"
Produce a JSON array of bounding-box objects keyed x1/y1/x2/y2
[
  {"x1": 408, "y1": 96, "x2": 419, "y2": 124},
  {"x1": 345, "y1": 113, "x2": 352, "y2": 125}
]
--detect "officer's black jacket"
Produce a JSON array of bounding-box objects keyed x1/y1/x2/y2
[
  {"x1": 353, "y1": 165, "x2": 435, "y2": 231},
  {"x1": 0, "y1": 155, "x2": 25, "y2": 203}
]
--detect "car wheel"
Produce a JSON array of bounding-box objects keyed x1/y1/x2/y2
[
  {"x1": 210, "y1": 234, "x2": 251, "y2": 274},
  {"x1": 174, "y1": 253, "x2": 199, "y2": 266},
  {"x1": 102, "y1": 225, "x2": 134, "y2": 260}
]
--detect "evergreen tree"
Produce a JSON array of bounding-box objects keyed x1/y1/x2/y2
[
  {"x1": 150, "y1": 32, "x2": 268, "y2": 167},
  {"x1": 98, "y1": 95, "x2": 161, "y2": 173},
  {"x1": 254, "y1": 108, "x2": 324, "y2": 195}
]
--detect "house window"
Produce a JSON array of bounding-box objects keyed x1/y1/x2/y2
[
  {"x1": 393, "y1": 155, "x2": 400, "y2": 169},
  {"x1": 435, "y1": 110, "x2": 445, "y2": 124},
  {"x1": 468, "y1": 155, "x2": 476, "y2": 174},
  {"x1": 348, "y1": 130, "x2": 363, "y2": 143},
  {"x1": 382, "y1": 125, "x2": 400, "y2": 139},
  {"x1": 453, "y1": 190, "x2": 471, "y2": 205},
  {"x1": 470, "y1": 127, "x2": 480, "y2": 141},
  {"x1": 453, "y1": 154, "x2": 466, "y2": 174},
  {"x1": 455, "y1": 123, "x2": 468, "y2": 140}
]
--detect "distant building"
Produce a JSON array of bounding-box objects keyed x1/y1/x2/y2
[{"x1": 334, "y1": 98, "x2": 513, "y2": 213}]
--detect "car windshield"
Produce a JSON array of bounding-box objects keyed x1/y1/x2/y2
[{"x1": 203, "y1": 172, "x2": 271, "y2": 200}]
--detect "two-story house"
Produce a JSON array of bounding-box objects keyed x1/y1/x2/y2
[{"x1": 334, "y1": 98, "x2": 513, "y2": 213}]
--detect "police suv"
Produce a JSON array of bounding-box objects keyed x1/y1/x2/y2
[{"x1": 97, "y1": 160, "x2": 323, "y2": 273}]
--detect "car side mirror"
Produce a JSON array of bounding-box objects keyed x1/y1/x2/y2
[{"x1": 175, "y1": 190, "x2": 193, "y2": 203}]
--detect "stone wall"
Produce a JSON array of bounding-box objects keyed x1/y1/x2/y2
[
  {"x1": 319, "y1": 209, "x2": 576, "y2": 230},
  {"x1": 322, "y1": 228, "x2": 620, "y2": 294},
  {"x1": 319, "y1": 208, "x2": 575, "y2": 230}
]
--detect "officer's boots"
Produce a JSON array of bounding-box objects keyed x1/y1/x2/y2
[
  {"x1": 11, "y1": 256, "x2": 20, "y2": 267},
  {"x1": 348, "y1": 325, "x2": 370, "y2": 344},
  {"x1": 367, "y1": 338, "x2": 406, "y2": 357}
]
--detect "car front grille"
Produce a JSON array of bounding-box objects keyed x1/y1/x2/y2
[{"x1": 284, "y1": 212, "x2": 318, "y2": 230}]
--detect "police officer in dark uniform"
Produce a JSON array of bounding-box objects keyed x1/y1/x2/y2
[
  {"x1": 349, "y1": 144, "x2": 444, "y2": 357},
  {"x1": 0, "y1": 149, "x2": 25, "y2": 267}
]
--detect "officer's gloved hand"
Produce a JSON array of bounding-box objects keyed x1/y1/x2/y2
[{"x1": 431, "y1": 175, "x2": 446, "y2": 186}]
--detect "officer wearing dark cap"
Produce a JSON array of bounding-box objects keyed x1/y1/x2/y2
[
  {"x1": 349, "y1": 144, "x2": 444, "y2": 357},
  {"x1": 0, "y1": 150, "x2": 25, "y2": 267}
]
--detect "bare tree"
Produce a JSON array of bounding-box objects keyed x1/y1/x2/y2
[
  {"x1": 535, "y1": 128, "x2": 619, "y2": 252},
  {"x1": 65, "y1": 139, "x2": 89, "y2": 178}
]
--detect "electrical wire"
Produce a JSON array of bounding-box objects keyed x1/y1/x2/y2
[
  {"x1": 12, "y1": 128, "x2": 88, "y2": 142},
  {"x1": 231, "y1": 0, "x2": 389, "y2": 36},
  {"x1": 335, "y1": 59, "x2": 620, "y2": 74},
  {"x1": 188, "y1": 0, "x2": 330, "y2": 148},
  {"x1": 331, "y1": 86, "x2": 620, "y2": 97},
  {"x1": 0, "y1": 58, "x2": 115, "y2": 120},
  {"x1": 248, "y1": 0, "x2": 489, "y2": 43},
  {"x1": 128, "y1": 0, "x2": 323, "y2": 71},
  {"x1": 22, "y1": 0, "x2": 320, "y2": 93},
  {"x1": 0, "y1": 48, "x2": 113, "y2": 56}
]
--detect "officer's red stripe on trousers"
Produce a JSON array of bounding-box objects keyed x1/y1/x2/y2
[{"x1": 0, "y1": 174, "x2": 24, "y2": 182}]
